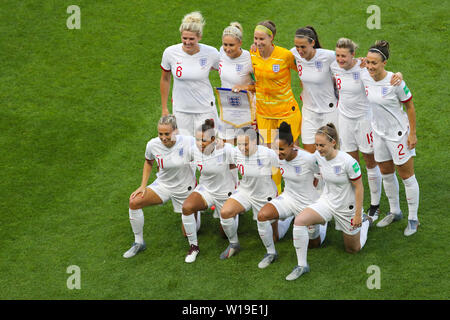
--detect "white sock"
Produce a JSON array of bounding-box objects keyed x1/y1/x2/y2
[
  {"x1": 367, "y1": 166, "x2": 382, "y2": 206},
  {"x1": 278, "y1": 216, "x2": 294, "y2": 240},
  {"x1": 359, "y1": 219, "x2": 370, "y2": 249},
  {"x1": 293, "y1": 225, "x2": 309, "y2": 267},
  {"x1": 196, "y1": 211, "x2": 201, "y2": 231},
  {"x1": 319, "y1": 222, "x2": 327, "y2": 244},
  {"x1": 182, "y1": 214, "x2": 198, "y2": 246},
  {"x1": 257, "y1": 220, "x2": 276, "y2": 254},
  {"x1": 382, "y1": 173, "x2": 401, "y2": 214},
  {"x1": 129, "y1": 208, "x2": 144, "y2": 244},
  {"x1": 221, "y1": 216, "x2": 239, "y2": 244},
  {"x1": 402, "y1": 175, "x2": 420, "y2": 221}
]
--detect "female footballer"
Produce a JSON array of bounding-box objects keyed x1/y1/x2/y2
[
  {"x1": 218, "y1": 126, "x2": 279, "y2": 260},
  {"x1": 291, "y1": 26, "x2": 338, "y2": 153},
  {"x1": 217, "y1": 22, "x2": 255, "y2": 145},
  {"x1": 251, "y1": 20, "x2": 301, "y2": 193},
  {"x1": 160, "y1": 11, "x2": 220, "y2": 136},
  {"x1": 361, "y1": 40, "x2": 420, "y2": 236},
  {"x1": 123, "y1": 115, "x2": 197, "y2": 258},
  {"x1": 181, "y1": 119, "x2": 237, "y2": 263},
  {"x1": 286, "y1": 124, "x2": 372, "y2": 280},
  {"x1": 256, "y1": 122, "x2": 327, "y2": 269}
]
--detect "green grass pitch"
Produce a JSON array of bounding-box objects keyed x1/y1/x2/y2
[{"x1": 0, "y1": 0, "x2": 449, "y2": 300}]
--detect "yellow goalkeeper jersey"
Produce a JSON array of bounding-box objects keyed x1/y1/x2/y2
[{"x1": 251, "y1": 45, "x2": 299, "y2": 119}]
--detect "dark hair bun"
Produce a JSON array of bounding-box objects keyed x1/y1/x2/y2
[{"x1": 204, "y1": 118, "x2": 215, "y2": 128}]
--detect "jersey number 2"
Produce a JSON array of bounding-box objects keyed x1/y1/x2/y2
[{"x1": 398, "y1": 144, "x2": 405, "y2": 156}]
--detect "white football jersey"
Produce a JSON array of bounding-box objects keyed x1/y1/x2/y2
[
  {"x1": 233, "y1": 145, "x2": 278, "y2": 200},
  {"x1": 330, "y1": 60, "x2": 371, "y2": 119},
  {"x1": 361, "y1": 71, "x2": 413, "y2": 141},
  {"x1": 145, "y1": 135, "x2": 196, "y2": 190},
  {"x1": 218, "y1": 47, "x2": 253, "y2": 88},
  {"x1": 291, "y1": 48, "x2": 337, "y2": 113},
  {"x1": 279, "y1": 149, "x2": 319, "y2": 207},
  {"x1": 161, "y1": 43, "x2": 220, "y2": 113},
  {"x1": 191, "y1": 142, "x2": 236, "y2": 196},
  {"x1": 315, "y1": 150, "x2": 362, "y2": 211}
]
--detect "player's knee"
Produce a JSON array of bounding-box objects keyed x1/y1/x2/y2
[
  {"x1": 182, "y1": 202, "x2": 195, "y2": 216},
  {"x1": 129, "y1": 198, "x2": 141, "y2": 210},
  {"x1": 220, "y1": 208, "x2": 234, "y2": 220},
  {"x1": 257, "y1": 210, "x2": 269, "y2": 222}
]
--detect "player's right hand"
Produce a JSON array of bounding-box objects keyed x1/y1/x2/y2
[{"x1": 130, "y1": 186, "x2": 146, "y2": 199}]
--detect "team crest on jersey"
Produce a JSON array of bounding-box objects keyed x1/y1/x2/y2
[
  {"x1": 381, "y1": 87, "x2": 389, "y2": 96},
  {"x1": 235, "y1": 64, "x2": 243, "y2": 72},
  {"x1": 257, "y1": 158, "x2": 263, "y2": 167},
  {"x1": 199, "y1": 58, "x2": 208, "y2": 67},
  {"x1": 179, "y1": 148, "x2": 184, "y2": 157},
  {"x1": 227, "y1": 96, "x2": 241, "y2": 107},
  {"x1": 353, "y1": 72, "x2": 360, "y2": 80},
  {"x1": 315, "y1": 61, "x2": 323, "y2": 70},
  {"x1": 295, "y1": 166, "x2": 302, "y2": 174},
  {"x1": 272, "y1": 64, "x2": 280, "y2": 72},
  {"x1": 334, "y1": 165, "x2": 342, "y2": 174}
]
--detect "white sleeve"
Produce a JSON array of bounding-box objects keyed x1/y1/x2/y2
[
  {"x1": 144, "y1": 141, "x2": 154, "y2": 161},
  {"x1": 346, "y1": 156, "x2": 362, "y2": 181},
  {"x1": 269, "y1": 148, "x2": 279, "y2": 167},
  {"x1": 211, "y1": 48, "x2": 220, "y2": 70},
  {"x1": 307, "y1": 153, "x2": 320, "y2": 175},
  {"x1": 326, "y1": 50, "x2": 336, "y2": 65},
  {"x1": 395, "y1": 80, "x2": 413, "y2": 102},
  {"x1": 160, "y1": 48, "x2": 171, "y2": 72},
  {"x1": 222, "y1": 143, "x2": 236, "y2": 164}
]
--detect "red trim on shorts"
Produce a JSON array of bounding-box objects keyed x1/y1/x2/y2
[
  {"x1": 160, "y1": 65, "x2": 170, "y2": 72},
  {"x1": 401, "y1": 95, "x2": 413, "y2": 103},
  {"x1": 350, "y1": 174, "x2": 362, "y2": 181}
]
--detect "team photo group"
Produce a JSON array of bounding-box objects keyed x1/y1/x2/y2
[{"x1": 123, "y1": 11, "x2": 420, "y2": 281}]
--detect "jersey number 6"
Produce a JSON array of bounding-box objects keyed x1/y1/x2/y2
[{"x1": 176, "y1": 66, "x2": 182, "y2": 78}]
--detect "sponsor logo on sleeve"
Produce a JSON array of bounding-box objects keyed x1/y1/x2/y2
[
  {"x1": 352, "y1": 162, "x2": 360, "y2": 173},
  {"x1": 403, "y1": 84, "x2": 410, "y2": 95}
]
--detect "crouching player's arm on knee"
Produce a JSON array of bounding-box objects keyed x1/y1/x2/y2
[
  {"x1": 130, "y1": 159, "x2": 154, "y2": 199},
  {"x1": 351, "y1": 177, "x2": 364, "y2": 227}
]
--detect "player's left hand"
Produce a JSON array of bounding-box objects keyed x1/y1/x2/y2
[
  {"x1": 351, "y1": 215, "x2": 362, "y2": 228},
  {"x1": 390, "y1": 72, "x2": 403, "y2": 86},
  {"x1": 407, "y1": 132, "x2": 417, "y2": 149}
]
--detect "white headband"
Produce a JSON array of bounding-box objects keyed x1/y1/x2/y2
[{"x1": 369, "y1": 48, "x2": 387, "y2": 61}]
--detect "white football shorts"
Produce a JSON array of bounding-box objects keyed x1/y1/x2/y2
[
  {"x1": 147, "y1": 179, "x2": 195, "y2": 213},
  {"x1": 372, "y1": 129, "x2": 416, "y2": 166},
  {"x1": 301, "y1": 107, "x2": 339, "y2": 145},
  {"x1": 338, "y1": 113, "x2": 374, "y2": 154}
]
